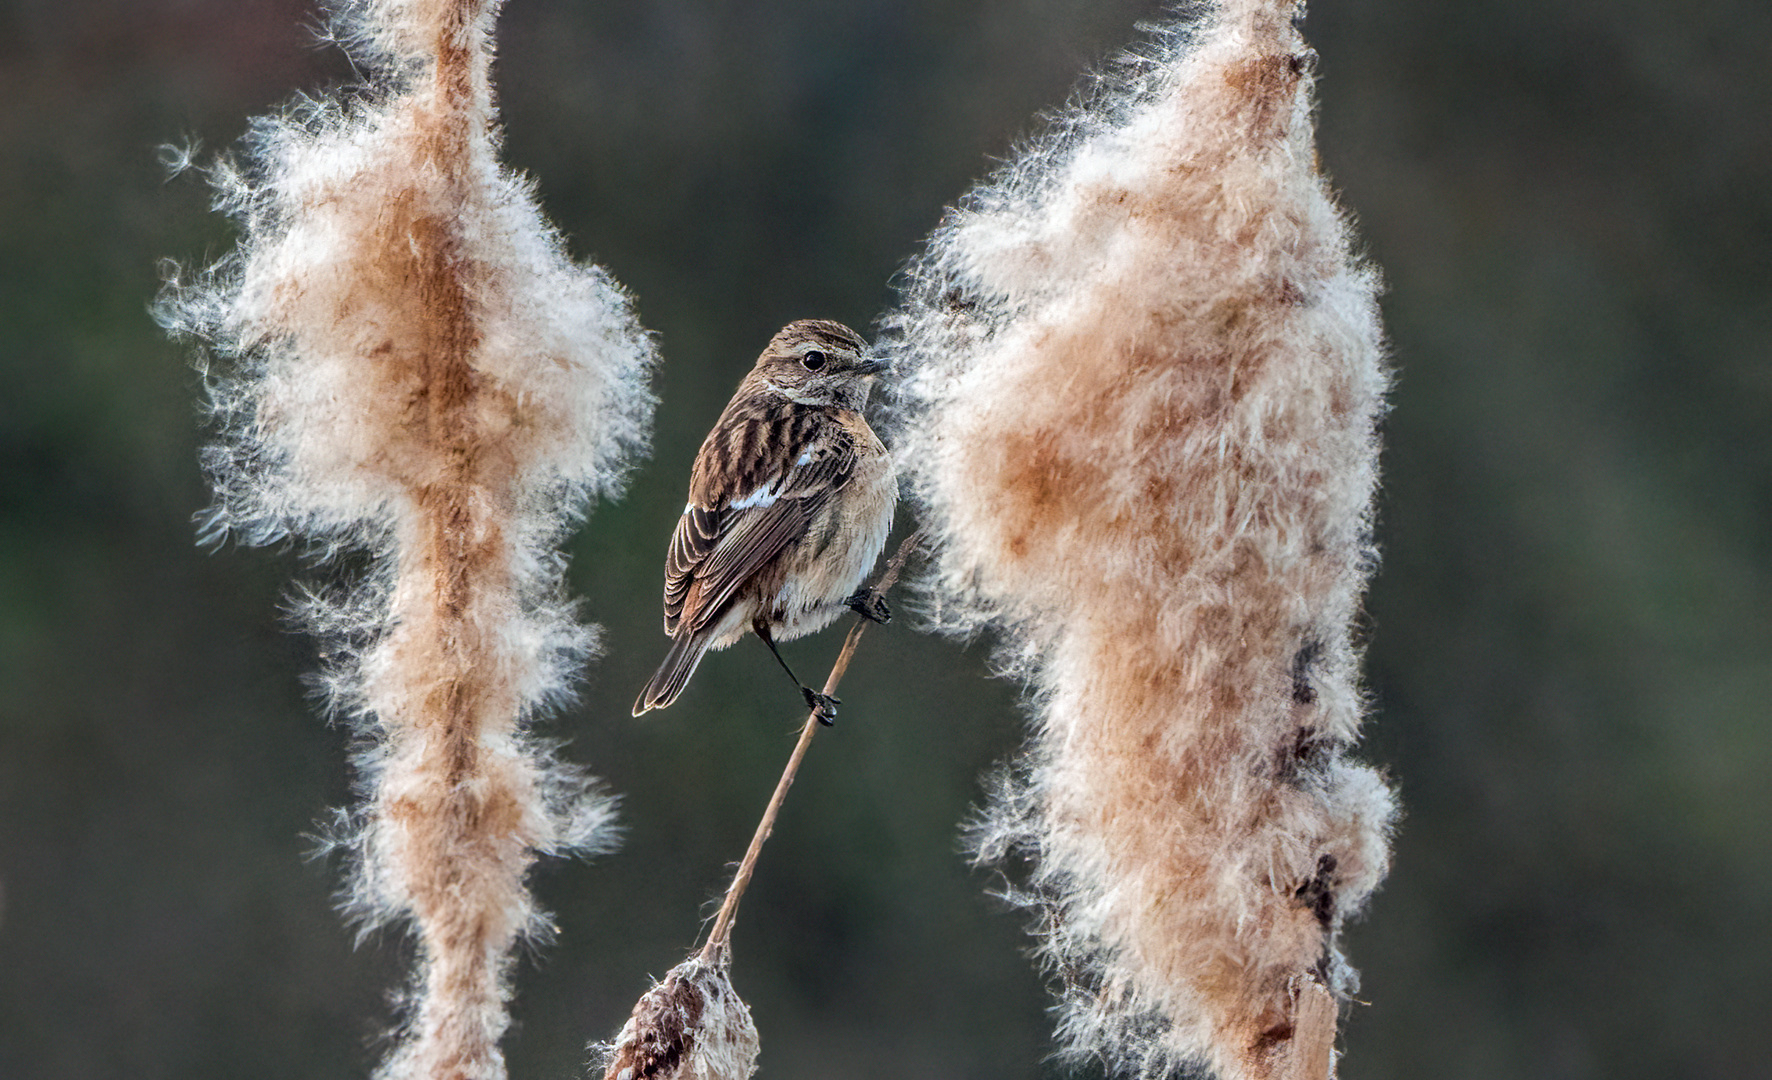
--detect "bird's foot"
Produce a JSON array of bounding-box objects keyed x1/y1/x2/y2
[
  {"x1": 802, "y1": 687, "x2": 841, "y2": 726},
  {"x1": 844, "y1": 588, "x2": 892, "y2": 625}
]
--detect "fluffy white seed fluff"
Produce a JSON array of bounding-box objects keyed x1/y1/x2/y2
[
  {"x1": 883, "y1": 2, "x2": 1395, "y2": 1077},
  {"x1": 157, "y1": 2, "x2": 654, "y2": 1078}
]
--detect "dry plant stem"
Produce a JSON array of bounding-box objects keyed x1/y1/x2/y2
[
  {"x1": 1282, "y1": 981, "x2": 1337, "y2": 1080},
  {"x1": 698, "y1": 531, "x2": 922, "y2": 963}
]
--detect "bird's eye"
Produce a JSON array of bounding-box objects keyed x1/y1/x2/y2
[{"x1": 801, "y1": 350, "x2": 827, "y2": 371}]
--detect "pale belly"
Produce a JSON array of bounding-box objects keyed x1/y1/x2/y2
[{"x1": 770, "y1": 446, "x2": 896, "y2": 641}]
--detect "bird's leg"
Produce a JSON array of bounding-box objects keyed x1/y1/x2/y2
[
  {"x1": 753, "y1": 620, "x2": 840, "y2": 725},
  {"x1": 843, "y1": 588, "x2": 891, "y2": 625}
]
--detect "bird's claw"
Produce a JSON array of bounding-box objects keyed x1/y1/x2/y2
[
  {"x1": 844, "y1": 589, "x2": 892, "y2": 625},
  {"x1": 803, "y1": 687, "x2": 841, "y2": 725}
]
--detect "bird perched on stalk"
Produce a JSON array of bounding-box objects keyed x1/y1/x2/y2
[{"x1": 634, "y1": 320, "x2": 896, "y2": 721}]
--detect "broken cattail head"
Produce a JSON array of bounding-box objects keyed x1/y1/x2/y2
[{"x1": 598, "y1": 954, "x2": 759, "y2": 1080}]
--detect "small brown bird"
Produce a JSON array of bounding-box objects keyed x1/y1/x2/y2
[{"x1": 633, "y1": 319, "x2": 897, "y2": 720}]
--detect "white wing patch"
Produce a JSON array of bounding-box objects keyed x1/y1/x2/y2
[{"x1": 728, "y1": 484, "x2": 779, "y2": 510}]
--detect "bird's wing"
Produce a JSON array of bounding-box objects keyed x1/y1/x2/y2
[{"x1": 664, "y1": 404, "x2": 857, "y2": 637}]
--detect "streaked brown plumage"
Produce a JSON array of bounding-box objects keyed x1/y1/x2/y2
[{"x1": 634, "y1": 320, "x2": 896, "y2": 717}]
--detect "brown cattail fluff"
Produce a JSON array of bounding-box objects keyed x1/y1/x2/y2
[
  {"x1": 157, "y1": 2, "x2": 655, "y2": 1078},
  {"x1": 882, "y1": 3, "x2": 1395, "y2": 1078},
  {"x1": 598, "y1": 957, "x2": 760, "y2": 1080}
]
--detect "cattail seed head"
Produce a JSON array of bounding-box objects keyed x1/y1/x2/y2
[
  {"x1": 599, "y1": 957, "x2": 760, "y2": 1080},
  {"x1": 157, "y1": 1, "x2": 653, "y2": 1077},
  {"x1": 884, "y1": 2, "x2": 1395, "y2": 1077}
]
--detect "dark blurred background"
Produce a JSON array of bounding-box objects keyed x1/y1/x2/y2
[{"x1": 3, "y1": 1, "x2": 1769, "y2": 1077}]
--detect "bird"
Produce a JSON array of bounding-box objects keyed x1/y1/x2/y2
[{"x1": 633, "y1": 319, "x2": 897, "y2": 721}]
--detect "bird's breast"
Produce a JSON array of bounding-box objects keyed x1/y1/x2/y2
[{"x1": 770, "y1": 422, "x2": 897, "y2": 639}]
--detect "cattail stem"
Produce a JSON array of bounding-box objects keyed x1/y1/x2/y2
[
  {"x1": 600, "y1": 534, "x2": 920, "y2": 1080},
  {"x1": 698, "y1": 530, "x2": 922, "y2": 962},
  {"x1": 1283, "y1": 980, "x2": 1338, "y2": 1080}
]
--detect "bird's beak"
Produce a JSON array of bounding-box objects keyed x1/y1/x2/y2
[{"x1": 854, "y1": 355, "x2": 890, "y2": 377}]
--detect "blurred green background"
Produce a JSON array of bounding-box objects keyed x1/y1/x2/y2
[{"x1": 3, "y1": 1, "x2": 1769, "y2": 1077}]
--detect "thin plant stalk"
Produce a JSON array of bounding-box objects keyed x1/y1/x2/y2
[
  {"x1": 699, "y1": 530, "x2": 923, "y2": 963},
  {"x1": 600, "y1": 533, "x2": 920, "y2": 1080}
]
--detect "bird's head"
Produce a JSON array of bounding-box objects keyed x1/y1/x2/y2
[{"x1": 749, "y1": 319, "x2": 885, "y2": 408}]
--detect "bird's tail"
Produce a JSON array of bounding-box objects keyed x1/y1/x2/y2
[{"x1": 633, "y1": 631, "x2": 712, "y2": 716}]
